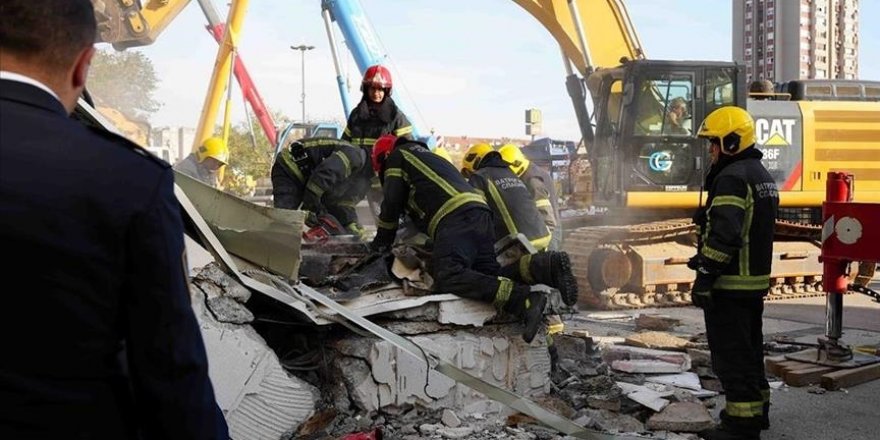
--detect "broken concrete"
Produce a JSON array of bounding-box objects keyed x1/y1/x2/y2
[
  {"x1": 617, "y1": 382, "x2": 671, "y2": 412},
  {"x1": 635, "y1": 314, "x2": 682, "y2": 332},
  {"x1": 625, "y1": 331, "x2": 690, "y2": 351},
  {"x1": 191, "y1": 280, "x2": 318, "y2": 439},
  {"x1": 646, "y1": 402, "x2": 715, "y2": 432},
  {"x1": 602, "y1": 346, "x2": 692, "y2": 374},
  {"x1": 334, "y1": 328, "x2": 550, "y2": 413}
]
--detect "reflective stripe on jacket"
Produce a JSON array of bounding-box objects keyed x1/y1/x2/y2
[
  {"x1": 700, "y1": 148, "x2": 779, "y2": 296},
  {"x1": 469, "y1": 153, "x2": 551, "y2": 250},
  {"x1": 375, "y1": 140, "x2": 487, "y2": 242}
]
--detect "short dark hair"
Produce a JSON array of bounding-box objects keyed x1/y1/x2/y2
[{"x1": 0, "y1": 0, "x2": 96, "y2": 69}]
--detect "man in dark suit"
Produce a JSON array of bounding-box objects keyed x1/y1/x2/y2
[{"x1": 0, "y1": 1, "x2": 228, "y2": 439}]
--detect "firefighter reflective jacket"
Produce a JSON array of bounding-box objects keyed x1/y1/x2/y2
[
  {"x1": 520, "y1": 163, "x2": 559, "y2": 233},
  {"x1": 373, "y1": 140, "x2": 487, "y2": 247},
  {"x1": 468, "y1": 152, "x2": 551, "y2": 250},
  {"x1": 341, "y1": 97, "x2": 413, "y2": 152},
  {"x1": 697, "y1": 148, "x2": 779, "y2": 297},
  {"x1": 271, "y1": 137, "x2": 370, "y2": 225}
]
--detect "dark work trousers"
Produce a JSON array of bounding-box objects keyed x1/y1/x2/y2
[
  {"x1": 704, "y1": 295, "x2": 768, "y2": 429},
  {"x1": 431, "y1": 207, "x2": 503, "y2": 303}
]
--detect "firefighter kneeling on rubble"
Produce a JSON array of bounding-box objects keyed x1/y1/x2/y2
[
  {"x1": 690, "y1": 106, "x2": 778, "y2": 440},
  {"x1": 272, "y1": 137, "x2": 371, "y2": 237},
  {"x1": 461, "y1": 143, "x2": 578, "y2": 307},
  {"x1": 370, "y1": 135, "x2": 567, "y2": 343}
]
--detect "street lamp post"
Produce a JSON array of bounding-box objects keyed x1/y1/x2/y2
[{"x1": 290, "y1": 44, "x2": 315, "y2": 123}]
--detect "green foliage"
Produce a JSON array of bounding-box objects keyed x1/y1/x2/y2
[
  {"x1": 222, "y1": 118, "x2": 275, "y2": 196},
  {"x1": 87, "y1": 49, "x2": 161, "y2": 119}
]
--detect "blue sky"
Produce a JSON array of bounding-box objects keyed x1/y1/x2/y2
[{"x1": 114, "y1": 0, "x2": 880, "y2": 142}]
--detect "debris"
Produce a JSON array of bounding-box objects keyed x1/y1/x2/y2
[
  {"x1": 635, "y1": 314, "x2": 682, "y2": 332},
  {"x1": 807, "y1": 384, "x2": 827, "y2": 394},
  {"x1": 582, "y1": 408, "x2": 645, "y2": 433},
  {"x1": 769, "y1": 381, "x2": 784, "y2": 390},
  {"x1": 602, "y1": 346, "x2": 692, "y2": 373},
  {"x1": 441, "y1": 409, "x2": 462, "y2": 428},
  {"x1": 587, "y1": 393, "x2": 622, "y2": 412},
  {"x1": 646, "y1": 402, "x2": 715, "y2": 432},
  {"x1": 686, "y1": 348, "x2": 712, "y2": 368},
  {"x1": 699, "y1": 378, "x2": 723, "y2": 393},
  {"x1": 645, "y1": 372, "x2": 703, "y2": 391},
  {"x1": 586, "y1": 312, "x2": 632, "y2": 321},
  {"x1": 340, "y1": 428, "x2": 382, "y2": 440},
  {"x1": 616, "y1": 382, "x2": 671, "y2": 412},
  {"x1": 625, "y1": 331, "x2": 690, "y2": 351}
]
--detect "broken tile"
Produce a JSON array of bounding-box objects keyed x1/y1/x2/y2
[
  {"x1": 647, "y1": 402, "x2": 715, "y2": 432},
  {"x1": 616, "y1": 382, "x2": 671, "y2": 412},
  {"x1": 625, "y1": 331, "x2": 690, "y2": 351},
  {"x1": 602, "y1": 345, "x2": 692, "y2": 373},
  {"x1": 646, "y1": 372, "x2": 703, "y2": 391}
]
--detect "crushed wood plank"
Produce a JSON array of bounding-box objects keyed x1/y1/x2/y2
[
  {"x1": 782, "y1": 365, "x2": 836, "y2": 387},
  {"x1": 821, "y1": 362, "x2": 880, "y2": 391},
  {"x1": 764, "y1": 355, "x2": 788, "y2": 377}
]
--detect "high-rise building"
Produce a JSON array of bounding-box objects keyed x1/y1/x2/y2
[{"x1": 733, "y1": 0, "x2": 859, "y2": 82}]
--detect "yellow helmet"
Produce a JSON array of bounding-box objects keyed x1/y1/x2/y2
[
  {"x1": 433, "y1": 146, "x2": 454, "y2": 164},
  {"x1": 461, "y1": 143, "x2": 494, "y2": 175},
  {"x1": 498, "y1": 143, "x2": 529, "y2": 176},
  {"x1": 197, "y1": 137, "x2": 229, "y2": 164},
  {"x1": 697, "y1": 106, "x2": 756, "y2": 155}
]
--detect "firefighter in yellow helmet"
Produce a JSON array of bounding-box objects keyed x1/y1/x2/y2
[
  {"x1": 690, "y1": 106, "x2": 778, "y2": 440},
  {"x1": 463, "y1": 142, "x2": 578, "y2": 307},
  {"x1": 174, "y1": 137, "x2": 228, "y2": 188},
  {"x1": 498, "y1": 144, "x2": 561, "y2": 250},
  {"x1": 433, "y1": 145, "x2": 454, "y2": 164}
]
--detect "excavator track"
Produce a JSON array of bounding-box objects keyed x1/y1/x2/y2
[{"x1": 564, "y1": 218, "x2": 829, "y2": 310}]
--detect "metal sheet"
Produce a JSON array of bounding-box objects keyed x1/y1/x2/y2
[{"x1": 174, "y1": 171, "x2": 305, "y2": 279}]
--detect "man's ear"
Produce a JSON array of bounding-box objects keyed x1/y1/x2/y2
[{"x1": 72, "y1": 46, "x2": 95, "y2": 90}]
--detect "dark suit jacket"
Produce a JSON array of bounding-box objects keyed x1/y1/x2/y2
[{"x1": 0, "y1": 79, "x2": 228, "y2": 439}]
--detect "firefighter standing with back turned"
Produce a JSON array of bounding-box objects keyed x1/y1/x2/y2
[
  {"x1": 690, "y1": 107, "x2": 778, "y2": 440},
  {"x1": 498, "y1": 144, "x2": 562, "y2": 250}
]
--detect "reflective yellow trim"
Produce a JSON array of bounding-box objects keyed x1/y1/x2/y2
[
  {"x1": 487, "y1": 180, "x2": 518, "y2": 236},
  {"x1": 519, "y1": 254, "x2": 535, "y2": 284},
  {"x1": 306, "y1": 181, "x2": 324, "y2": 198},
  {"x1": 376, "y1": 218, "x2": 398, "y2": 230},
  {"x1": 535, "y1": 198, "x2": 552, "y2": 208},
  {"x1": 401, "y1": 150, "x2": 458, "y2": 196},
  {"x1": 547, "y1": 321, "x2": 565, "y2": 335},
  {"x1": 279, "y1": 150, "x2": 304, "y2": 182},
  {"x1": 395, "y1": 125, "x2": 414, "y2": 136},
  {"x1": 385, "y1": 168, "x2": 405, "y2": 181},
  {"x1": 343, "y1": 127, "x2": 351, "y2": 136},
  {"x1": 740, "y1": 185, "x2": 754, "y2": 276},
  {"x1": 702, "y1": 245, "x2": 732, "y2": 264},
  {"x1": 714, "y1": 274, "x2": 771, "y2": 291},
  {"x1": 302, "y1": 138, "x2": 344, "y2": 148},
  {"x1": 427, "y1": 193, "x2": 486, "y2": 238},
  {"x1": 726, "y1": 401, "x2": 764, "y2": 418},
  {"x1": 493, "y1": 277, "x2": 514, "y2": 310},
  {"x1": 333, "y1": 150, "x2": 351, "y2": 176},
  {"x1": 712, "y1": 195, "x2": 746, "y2": 209},
  {"x1": 530, "y1": 234, "x2": 552, "y2": 252}
]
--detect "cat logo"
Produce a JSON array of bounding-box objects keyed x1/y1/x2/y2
[{"x1": 755, "y1": 118, "x2": 796, "y2": 146}]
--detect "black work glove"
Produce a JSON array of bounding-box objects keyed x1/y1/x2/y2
[
  {"x1": 369, "y1": 228, "x2": 395, "y2": 254},
  {"x1": 691, "y1": 270, "x2": 717, "y2": 309}
]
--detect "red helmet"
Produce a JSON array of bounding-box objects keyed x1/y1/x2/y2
[
  {"x1": 372, "y1": 134, "x2": 398, "y2": 173},
  {"x1": 362, "y1": 64, "x2": 393, "y2": 95}
]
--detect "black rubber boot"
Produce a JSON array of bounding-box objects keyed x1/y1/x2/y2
[
  {"x1": 502, "y1": 285, "x2": 547, "y2": 344},
  {"x1": 528, "y1": 251, "x2": 578, "y2": 306},
  {"x1": 761, "y1": 402, "x2": 769, "y2": 430},
  {"x1": 700, "y1": 412, "x2": 761, "y2": 440}
]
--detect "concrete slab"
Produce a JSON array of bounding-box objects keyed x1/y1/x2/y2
[{"x1": 334, "y1": 327, "x2": 550, "y2": 413}]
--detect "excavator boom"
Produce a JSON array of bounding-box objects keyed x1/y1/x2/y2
[{"x1": 511, "y1": 0, "x2": 645, "y2": 75}]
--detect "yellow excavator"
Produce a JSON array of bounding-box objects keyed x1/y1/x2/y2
[
  {"x1": 89, "y1": 0, "x2": 880, "y2": 309},
  {"x1": 508, "y1": 1, "x2": 880, "y2": 309}
]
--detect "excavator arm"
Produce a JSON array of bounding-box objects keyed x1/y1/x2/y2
[
  {"x1": 93, "y1": 0, "x2": 192, "y2": 50},
  {"x1": 510, "y1": 0, "x2": 645, "y2": 75}
]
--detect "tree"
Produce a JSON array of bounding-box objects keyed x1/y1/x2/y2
[
  {"x1": 87, "y1": 49, "x2": 162, "y2": 120},
  {"x1": 222, "y1": 117, "x2": 276, "y2": 196}
]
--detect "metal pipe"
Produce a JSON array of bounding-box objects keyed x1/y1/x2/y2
[
  {"x1": 291, "y1": 44, "x2": 315, "y2": 123},
  {"x1": 825, "y1": 291, "x2": 844, "y2": 341},
  {"x1": 566, "y1": 0, "x2": 594, "y2": 74},
  {"x1": 321, "y1": 7, "x2": 352, "y2": 117}
]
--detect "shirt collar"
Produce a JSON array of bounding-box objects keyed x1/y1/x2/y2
[{"x1": 0, "y1": 70, "x2": 62, "y2": 103}]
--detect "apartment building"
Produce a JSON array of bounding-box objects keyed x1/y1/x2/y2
[{"x1": 733, "y1": 0, "x2": 859, "y2": 82}]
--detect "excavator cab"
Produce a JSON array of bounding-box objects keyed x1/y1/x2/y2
[{"x1": 588, "y1": 60, "x2": 746, "y2": 207}]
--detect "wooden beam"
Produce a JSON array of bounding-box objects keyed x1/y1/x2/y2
[{"x1": 821, "y1": 363, "x2": 880, "y2": 391}]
